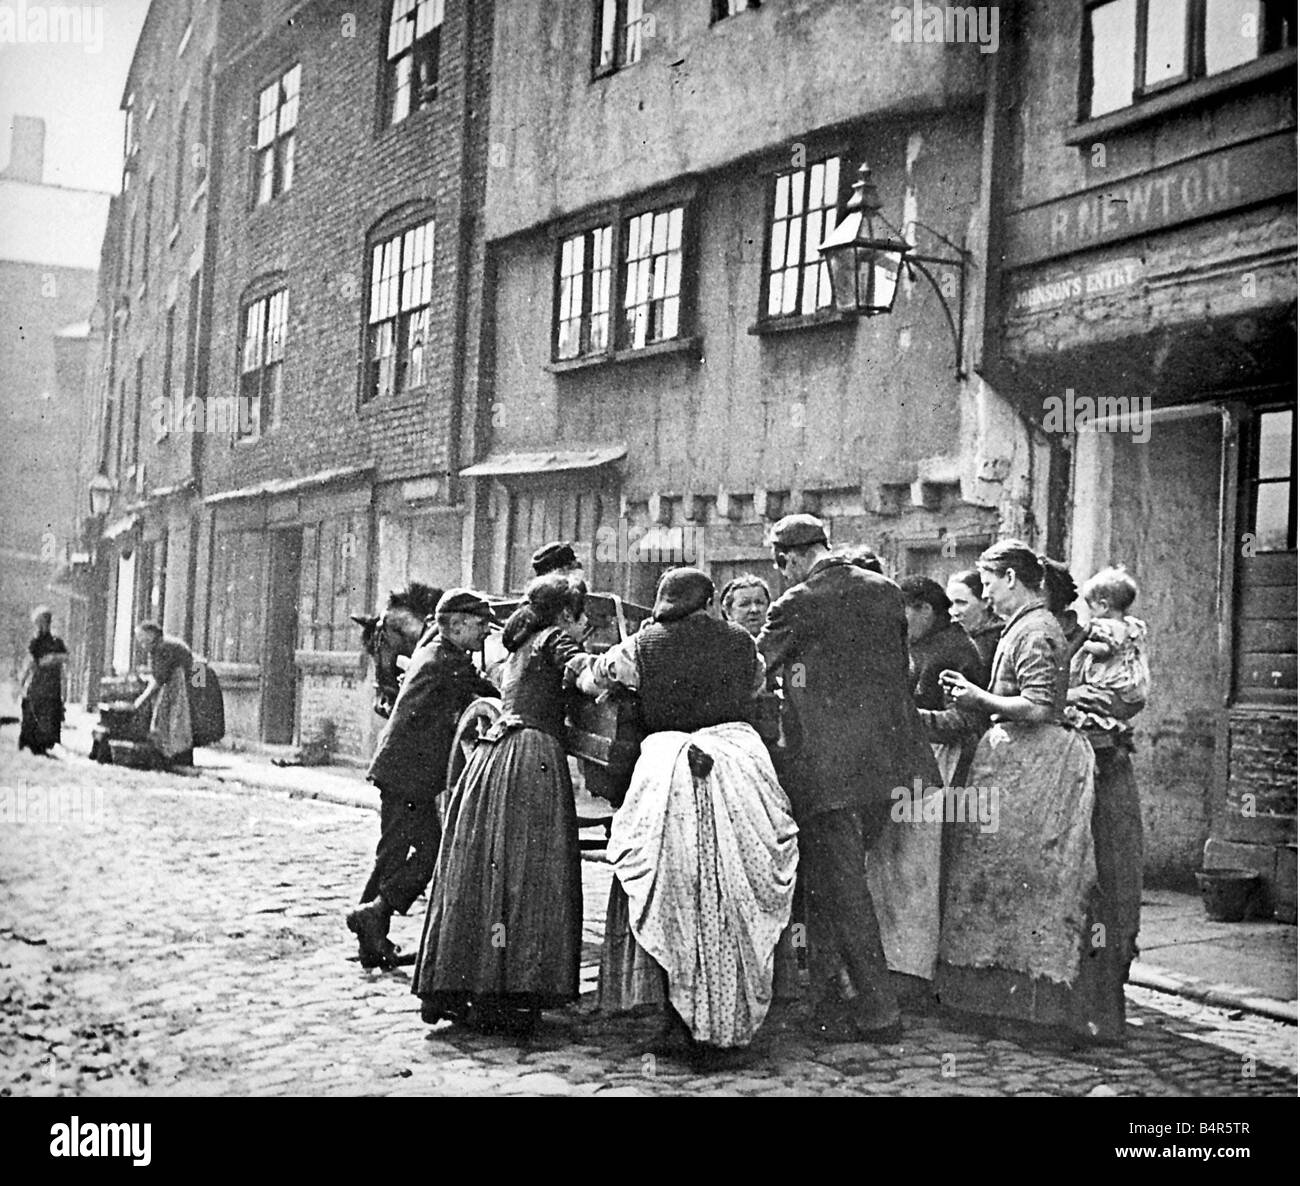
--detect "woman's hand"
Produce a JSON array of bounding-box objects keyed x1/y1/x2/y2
[{"x1": 939, "y1": 669, "x2": 987, "y2": 711}]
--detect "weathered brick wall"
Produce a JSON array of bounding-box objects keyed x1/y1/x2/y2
[{"x1": 204, "y1": 0, "x2": 486, "y2": 497}]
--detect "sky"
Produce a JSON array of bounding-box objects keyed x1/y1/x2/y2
[{"x1": 0, "y1": 0, "x2": 152, "y2": 193}]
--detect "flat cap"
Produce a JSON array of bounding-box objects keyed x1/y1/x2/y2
[
  {"x1": 768, "y1": 513, "x2": 828, "y2": 548},
  {"x1": 531, "y1": 541, "x2": 579, "y2": 576},
  {"x1": 435, "y1": 588, "x2": 495, "y2": 620}
]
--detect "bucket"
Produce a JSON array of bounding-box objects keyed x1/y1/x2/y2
[{"x1": 1195, "y1": 868, "x2": 1260, "y2": 922}]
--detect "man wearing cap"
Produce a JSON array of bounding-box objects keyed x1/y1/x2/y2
[
  {"x1": 348, "y1": 589, "x2": 499, "y2": 969},
  {"x1": 757, "y1": 514, "x2": 939, "y2": 1040},
  {"x1": 532, "y1": 541, "x2": 583, "y2": 578}
]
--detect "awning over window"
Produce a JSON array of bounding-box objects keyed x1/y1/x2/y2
[
  {"x1": 459, "y1": 446, "x2": 627, "y2": 478},
  {"x1": 204, "y1": 465, "x2": 373, "y2": 505}
]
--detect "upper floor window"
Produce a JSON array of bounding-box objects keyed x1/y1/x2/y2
[
  {"x1": 239, "y1": 288, "x2": 288, "y2": 436},
  {"x1": 364, "y1": 217, "x2": 436, "y2": 403},
  {"x1": 1084, "y1": 0, "x2": 1296, "y2": 118},
  {"x1": 762, "y1": 153, "x2": 843, "y2": 320},
  {"x1": 554, "y1": 196, "x2": 693, "y2": 361},
  {"x1": 384, "y1": 0, "x2": 444, "y2": 125},
  {"x1": 253, "y1": 64, "x2": 301, "y2": 206},
  {"x1": 172, "y1": 101, "x2": 189, "y2": 225},
  {"x1": 594, "y1": 0, "x2": 645, "y2": 76},
  {"x1": 712, "y1": 0, "x2": 760, "y2": 21}
]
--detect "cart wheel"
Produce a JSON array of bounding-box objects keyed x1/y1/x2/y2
[{"x1": 443, "y1": 697, "x2": 503, "y2": 800}]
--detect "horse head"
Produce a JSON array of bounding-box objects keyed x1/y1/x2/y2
[{"x1": 356, "y1": 582, "x2": 443, "y2": 718}]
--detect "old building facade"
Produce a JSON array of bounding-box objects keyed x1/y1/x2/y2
[
  {"x1": 463, "y1": 0, "x2": 1039, "y2": 613},
  {"x1": 987, "y1": 0, "x2": 1296, "y2": 909},
  {"x1": 191, "y1": 0, "x2": 495, "y2": 758}
]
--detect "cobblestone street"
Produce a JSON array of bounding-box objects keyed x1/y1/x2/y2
[{"x1": 1, "y1": 743, "x2": 1295, "y2": 1098}]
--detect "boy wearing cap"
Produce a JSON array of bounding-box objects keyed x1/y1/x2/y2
[
  {"x1": 531, "y1": 541, "x2": 583, "y2": 578},
  {"x1": 757, "y1": 514, "x2": 940, "y2": 1041},
  {"x1": 348, "y1": 589, "x2": 499, "y2": 969}
]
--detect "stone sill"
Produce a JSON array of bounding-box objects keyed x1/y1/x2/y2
[
  {"x1": 748, "y1": 309, "x2": 855, "y2": 336},
  {"x1": 546, "y1": 335, "x2": 702, "y2": 374},
  {"x1": 209, "y1": 661, "x2": 259, "y2": 686}
]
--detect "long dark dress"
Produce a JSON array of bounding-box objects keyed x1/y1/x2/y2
[
  {"x1": 412, "y1": 626, "x2": 584, "y2": 1022},
  {"x1": 19, "y1": 633, "x2": 66, "y2": 755}
]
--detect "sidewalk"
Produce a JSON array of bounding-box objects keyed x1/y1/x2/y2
[{"x1": 43, "y1": 704, "x2": 1299, "y2": 1025}]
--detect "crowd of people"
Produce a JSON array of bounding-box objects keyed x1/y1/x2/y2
[{"x1": 344, "y1": 516, "x2": 1152, "y2": 1064}]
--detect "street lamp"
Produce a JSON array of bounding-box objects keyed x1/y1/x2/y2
[
  {"x1": 818, "y1": 162, "x2": 971, "y2": 378},
  {"x1": 88, "y1": 471, "x2": 116, "y2": 517}
]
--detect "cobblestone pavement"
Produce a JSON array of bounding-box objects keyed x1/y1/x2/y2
[{"x1": 1, "y1": 743, "x2": 1295, "y2": 1097}]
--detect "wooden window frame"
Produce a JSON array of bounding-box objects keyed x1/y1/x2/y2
[
  {"x1": 237, "y1": 287, "x2": 288, "y2": 438},
  {"x1": 593, "y1": 0, "x2": 646, "y2": 78},
  {"x1": 381, "y1": 0, "x2": 444, "y2": 128},
  {"x1": 361, "y1": 211, "x2": 437, "y2": 406},
  {"x1": 251, "y1": 64, "x2": 301, "y2": 208},
  {"x1": 550, "y1": 187, "x2": 699, "y2": 365},
  {"x1": 1080, "y1": 0, "x2": 1295, "y2": 120}
]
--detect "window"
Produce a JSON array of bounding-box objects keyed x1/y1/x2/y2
[
  {"x1": 183, "y1": 271, "x2": 201, "y2": 403},
  {"x1": 1083, "y1": 0, "x2": 1296, "y2": 118},
  {"x1": 172, "y1": 101, "x2": 188, "y2": 225},
  {"x1": 208, "y1": 530, "x2": 265, "y2": 663},
  {"x1": 129, "y1": 356, "x2": 144, "y2": 470},
  {"x1": 159, "y1": 307, "x2": 175, "y2": 441},
  {"x1": 1247, "y1": 406, "x2": 1296, "y2": 552},
  {"x1": 253, "y1": 64, "x2": 300, "y2": 205},
  {"x1": 239, "y1": 289, "x2": 288, "y2": 436},
  {"x1": 712, "y1": 0, "x2": 760, "y2": 21},
  {"x1": 364, "y1": 218, "x2": 435, "y2": 402},
  {"x1": 299, "y1": 513, "x2": 371, "y2": 650},
  {"x1": 383, "y1": 0, "x2": 443, "y2": 125},
  {"x1": 141, "y1": 178, "x2": 154, "y2": 284},
  {"x1": 594, "y1": 0, "x2": 645, "y2": 75},
  {"x1": 554, "y1": 199, "x2": 693, "y2": 360},
  {"x1": 556, "y1": 226, "x2": 613, "y2": 359},
  {"x1": 763, "y1": 154, "x2": 843, "y2": 320}
]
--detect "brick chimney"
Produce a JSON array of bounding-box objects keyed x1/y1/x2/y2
[{"x1": 2, "y1": 116, "x2": 46, "y2": 184}]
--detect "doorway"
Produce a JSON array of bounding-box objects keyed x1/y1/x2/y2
[{"x1": 262, "y1": 528, "x2": 302, "y2": 744}]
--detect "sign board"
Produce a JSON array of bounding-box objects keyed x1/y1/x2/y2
[{"x1": 1004, "y1": 131, "x2": 1297, "y2": 269}]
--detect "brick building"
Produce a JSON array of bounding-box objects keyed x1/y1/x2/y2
[
  {"x1": 186, "y1": 0, "x2": 495, "y2": 758},
  {"x1": 462, "y1": 1, "x2": 1035, "y2": 609},
  {"x1": 985, "y1": 0, "x2": 1296, "y2": 908},
  {"x1": 85, "y1": 0, "x2": 223, "y2": 698},
  {"x1": 0, "y1": 116, "x2": 109, "y2": 697}
]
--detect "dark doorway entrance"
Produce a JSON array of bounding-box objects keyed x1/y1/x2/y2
[{"x1": 263, "y1": 528, "x2": 302, "y2": 744}]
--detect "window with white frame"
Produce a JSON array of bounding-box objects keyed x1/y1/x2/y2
[
  {"x1": 1083, "y1": 0, "x2": 1295, "y2": 119},
  {"x1": 383, "y1": 0, "x2": 444, "y2": 126},
  {"x1": 712, "y1": 0, "x2": 760, "y2": 22},
  {"x1": 253, "y1": 64, "x2": 300, "y2": 205},
  {"x1": 239, "y1": 289, "x2": 288, "y2": 436},
  {"x1": 554, "y1": 198, "x2": 692, "y2": 361},
  {"x1": 763, "y1": 153, "x2": 843, "y2": 320},
  {"x1": 365, "y1": 217, "x2": 436, "y2": 403},
  {"x1": 594, "y1": 0, "x2": 645, "y2": 75}
]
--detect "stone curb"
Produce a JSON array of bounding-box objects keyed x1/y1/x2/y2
[{"x1": 1129, "y1": 962, "x2": 1297, "y2": 1025}]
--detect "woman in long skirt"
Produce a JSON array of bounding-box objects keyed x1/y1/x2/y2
[
  {"x1": 922, "y1": 542, "x2": 1111, "y2": 1044},
  {"x1": 413, "y1": 574, "x2": 589, "y2": 1037},
  {"x1": 18, "y1": 607, "x2": 66, "y2": 756}
]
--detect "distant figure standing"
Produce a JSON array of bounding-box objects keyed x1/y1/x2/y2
[
  {"x1": 132, "y1": 622, "x2": 194, "y2": 768},
  {"x1": 18, "y1": 607, "x2": 66, "y2": 757}
]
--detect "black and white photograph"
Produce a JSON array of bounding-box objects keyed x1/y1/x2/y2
[{"x1": 0, "y1": 0, "x2": 1296, "y2": 1139}]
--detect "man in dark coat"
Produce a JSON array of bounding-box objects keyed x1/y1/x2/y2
[
  {"x1": 757, "y1": 515, "x2": 939, "y2": 1041},
  {"x1": 348, "y1": 589, "x2": 499, "y2": 969}
]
